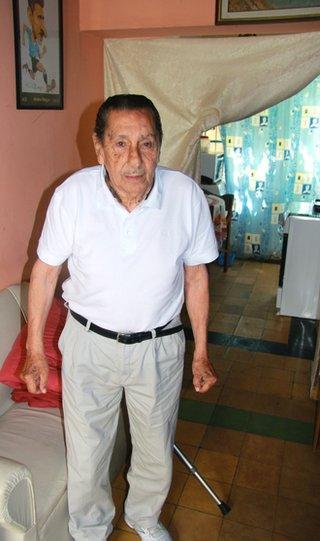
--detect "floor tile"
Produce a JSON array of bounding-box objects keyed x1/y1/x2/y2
[
  {"x1": 109, "y1": 529, "x2": 137, "y2": 540},
  {"x1": 291, "y1": 382, "x2": 310, "y2": 400},
  {"x1": 274, "y1": 496, "x2": 320, "y2": 540},
  {"x1": 201, "y1": 426, "x2": 245, "y2": 456},
  {"x1": 228, "y1": 286, "x2": 252, "y2": 299},
  {"x1": 219, "y1": 520, "x2": 272, "y2": 540},
  {"x1": 207, "y1": 330, "x2": 232, "y2": 346},
  {"x1": 284, "y1": 398, "x2": 315, "y2": 423},
  {"x1": 241, "y1": 434, "x2": 284, "y2": 466},
  {"x1": 218, "y1": 387, "x2": 256, "y2": 411},
  {"x1": 247, "y1": 412, "x2": 313, "y2": 444},
  {"x1": 111, "y1": 485, "x2": 127, "y2": 524},
  {"x1": 175, "y1": 419, "x2": 207, "y2": 446},
  {"x1": 194, "y1": 448, "x2": 238, "y2": 484},
  {"x1": 242, "y1": 306, "x2": 269, "y2": 318},
  {"x1": 178, "y1": 398, "x2": 215, "y2": 424},
  {"x1": 234, "y1": 458, "x2": 281, "y2": 495},
  {"x1": 283, "y1": 441, "x2": 320, "y2": 474},
  {"x1": 253, "y1": 352, "x2": 285, "y2": 370},
  {"x1": 209, "y1": 357, "x2": 232, "y2": 374},
  {"x1": 293, "y1": 370, "x2": 310, "y2": 386},
  {"x1": 234, "y1": 276, "x2": 257, "y2": 285},
  {"x1": 209, "y1": 320, "x2": 238, "y2": 334},
  {"x1": 112, "y1": 466, "x2": 128, "y2": 492},
  {"x1": 219, "y1": 303, "x2": 245, "y2": 315},
  {"x1": 169, "y1": 506, "x2": 222, "y2": 541},
  {"x1": 238, "y1": 316, "x2": 266, "y2": 329},
  {"x1": 225, "y1": 371, "x2": 260, "y2": 392},
  {"x1": 251, "y1": 393, "x2": 280, "y2": 416},
  {"x1": 260, "y1": 366, "x2": 294, "y2": 385},
  {"x1": 267, "y1": 397, "x2": 296, "y2": 419},
  {"x1": 211, "y1": 404, "x2": 251, "y2": 432},
  {"x1": 208, "y1": 343, "x2": 229, "y2": 359},
  {"x1": 228, "y1": 361, "x2": 262, "y2": 378},
  {"x1": 279, "y1": 466, "x2": 320, "y2": 508},
  {"x1": 178, "y1": 476, "x2": 231, "y2": 516},
  {"x1": 256, "y1": 340, "x2": 289, "y2": 356},
  {"x1": 229, "y1": 335, "x2": 260, "y2": 351},
  {"x1": 224, "y1": 347, "x2": 255, "y2": 363},
  {"x1": 264, "y1": 319, "x2": 291, "y2": 332},
  {"x1": 271, "y1": 534, "x2": 294, "y2": 541},
  {"x1": 261, "y1": 329, "x2": 289, "y2": 344},
  {"x1": 282, "y1": 356, "x2": 310, "y2": 372},
  {"x1": 234, "y1": 323, "x2": 264, "y2": 339},
  {"x1": 214, "y1": 312, "x2": 241, "y2": 324},
  {"x1": 226, "y1": 485, "x2": 277, "y2": 531},
  {"x1": 256, "y1": 377, "x2": 292, "y2": 398}
]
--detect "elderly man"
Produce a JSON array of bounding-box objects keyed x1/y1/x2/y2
[{"x1": 22, "y1": 94, "x2": 218, "y2": 541}]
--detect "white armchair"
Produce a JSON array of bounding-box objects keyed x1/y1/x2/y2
[{"x1": 0, "y1": 284, "x2": 127, "y2": 540}]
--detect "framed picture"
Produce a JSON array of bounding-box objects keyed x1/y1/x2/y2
[
  {"x1": 12, "y1": 0, "x2": 63, "y2": 109},
  {"x1": 216, "y1": 1, "x2": 320, "y2": 24}
]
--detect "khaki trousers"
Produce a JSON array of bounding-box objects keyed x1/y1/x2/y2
[{"x1": 59, "y1": 313, "x2": 185, "y2": 541}]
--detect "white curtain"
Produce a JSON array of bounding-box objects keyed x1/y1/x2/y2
[{"x1": 104, "y1": 33, "x2": 320, "y2": 179}]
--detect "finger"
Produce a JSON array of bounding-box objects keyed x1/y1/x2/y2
[
  {"x1": 194, "y1": 372, "x2": 218, "y2": 393},
  {"x1": 197, "y1": 378, "x2": 215, "y2": 393},
  {"x1": 23, "y1": 375, "x2": 40, "y2": 394},
  {"x1": 39, "y1": 372, "x2": 48, "y2": 394},
  {"x1": 193, "y1": 373, "x2": 203, "y2": 392}
]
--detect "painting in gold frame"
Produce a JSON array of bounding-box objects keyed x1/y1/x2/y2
[{"x1": 216, "y1": 1, "x2": 320, "y2": 24}]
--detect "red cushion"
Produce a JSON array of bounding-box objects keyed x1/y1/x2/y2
[{"x1": 0, "y1": 297, "x2": 67, "y2": 407}]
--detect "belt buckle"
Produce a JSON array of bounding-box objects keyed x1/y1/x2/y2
[{"x1": 116, "y1": 332, "x2": 132, "y2": 343}]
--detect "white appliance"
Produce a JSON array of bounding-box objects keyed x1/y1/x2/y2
[{"x1": 276, "y1": 214, "x2": 320, "y2": 319}]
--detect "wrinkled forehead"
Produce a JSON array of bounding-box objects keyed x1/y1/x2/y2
[{"x1": 106, "y1": 109, "x2": 158, "y2": 139}]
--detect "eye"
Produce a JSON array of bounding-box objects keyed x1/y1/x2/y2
[
  {"x1": 116, "y1": 140, "x2": 126, "y2": 148},
  {"x1": 141, "y1": 140, "x2": 155, "y2": 150}
]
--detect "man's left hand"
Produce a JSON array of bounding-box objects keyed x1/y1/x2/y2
[{"x1": 192, "y1": 355, "x2": 218, "y2": 393}]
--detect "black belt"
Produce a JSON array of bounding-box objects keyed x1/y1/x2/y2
[{"x1": 70, "y1": 310, "x2": 183, "y2": 345}]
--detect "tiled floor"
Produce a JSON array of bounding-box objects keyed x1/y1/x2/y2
[{"x1": 110, "y1": 261, "x2": 320, "y2": 540}]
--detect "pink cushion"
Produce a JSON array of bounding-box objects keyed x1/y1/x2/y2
[{"x1": 0, "y1": 298, "x2": 67, "y2": 407}]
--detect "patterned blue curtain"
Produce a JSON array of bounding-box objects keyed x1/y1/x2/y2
[{"x1": 220, "y1": 76, "x2": 320, "y2": 260}]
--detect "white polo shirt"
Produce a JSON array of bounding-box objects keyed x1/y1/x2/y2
[{"x1": 38, "y1": 165, "x2": 218, "y2": 332}]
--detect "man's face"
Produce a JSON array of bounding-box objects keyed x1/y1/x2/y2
[
  {"x1": 28, "y1": 3, "x2": 47, "y2": 40},
  {"x1": 93, "y1": 108, "x2": 160, "y2": 203}
]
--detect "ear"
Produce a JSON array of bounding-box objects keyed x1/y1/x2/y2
[{"x1": 92, "y1": 134, "x2": 105, "y2": 165}]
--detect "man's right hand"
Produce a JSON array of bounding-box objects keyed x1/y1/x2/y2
[{"x1": 20, "y1": 353, "x2": 49, "y2": 394}]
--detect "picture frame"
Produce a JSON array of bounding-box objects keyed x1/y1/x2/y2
[
  {"x1": 12, "y1": 0, "x2": 63, "y2": 109},
  {"x1": 216, "y1": 1, "x2": 320, "y2": 24}
]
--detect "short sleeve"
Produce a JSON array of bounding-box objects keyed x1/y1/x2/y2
[
  {"x1": 183, "y1": 188, "x2": 219, "y2": 266},
  {"x1": 37, "y1": 186, "x2": 76, "y2": 266}
]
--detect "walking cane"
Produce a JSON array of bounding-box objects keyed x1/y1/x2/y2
[{"x1": 173, "y1": 444, "x2": 231, "y2": 516}]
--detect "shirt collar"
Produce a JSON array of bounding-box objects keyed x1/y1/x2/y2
[
  {"x1": 99, "y1": 165, "x2": 163, "y2": 211},
  {"x1": 141, "y1": 167, "x2": 162, "y2": 210}
]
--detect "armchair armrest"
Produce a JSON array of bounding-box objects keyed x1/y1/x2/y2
[
  {"x1": 0, "y1": 457, "x2": 37, "y2": 540},
  {"x1": 0, "y1": 384, "x2": 13, "y2": 417}
]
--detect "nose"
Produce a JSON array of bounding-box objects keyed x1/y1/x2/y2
[{"x1": 128, "y1": 144, "x2": 142, "y2": 167}]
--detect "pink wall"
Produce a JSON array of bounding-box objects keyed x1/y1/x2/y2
[
  {"x1": 79, "y1": 0, "x2": 320, "y2": 36},
  {"x1": 1, "y1": 0, "x2": 319, "y2": 290},
  {"x1": 0, "y1": 0, "x2": 103, "y2": 290}
]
